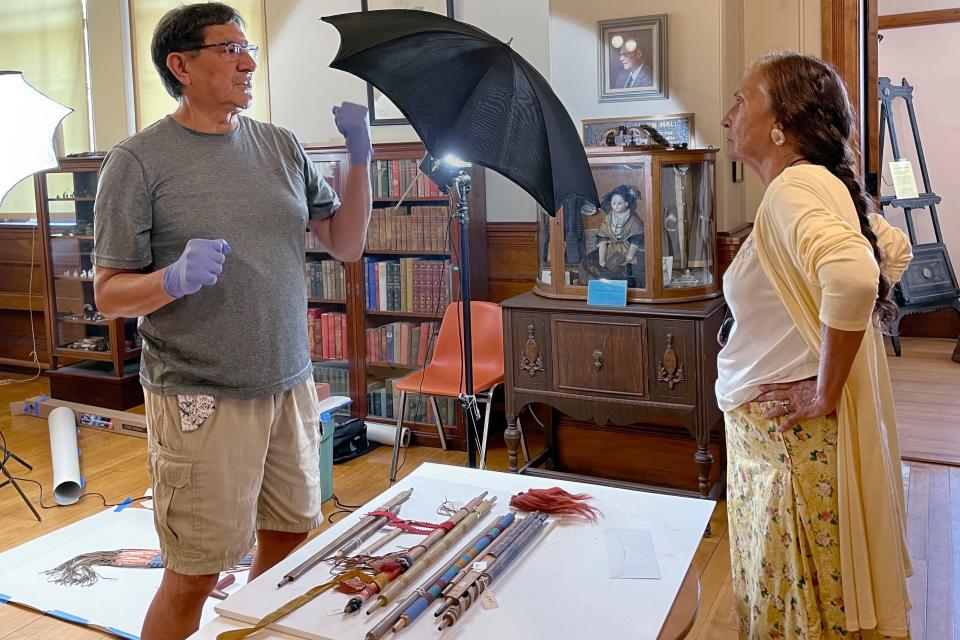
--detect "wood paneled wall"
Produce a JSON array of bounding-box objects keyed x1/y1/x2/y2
[
  {"x1": 486, "y1": 222, "x2": 539, "y2": 303},
  {"x1": 0, "y1": 226, "x2": 50, "y2": 368}
]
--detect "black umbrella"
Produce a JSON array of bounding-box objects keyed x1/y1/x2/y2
[{"x1": 322, "y1": 9, "x2": 599, "y2": 215}]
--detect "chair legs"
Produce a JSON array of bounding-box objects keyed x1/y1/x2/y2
[
  {"x1": 514, "y1": 415, "x2": 530, "y2": 465},
  {"x1": 477, "y1": 384, "x2": 528, "y2": 470},
  {"x1": 428, "y1": 396, "x2": 448, "y2": 451},
  {"x1": 389, "y1": 390, "x2": 407, "y2": 483}
]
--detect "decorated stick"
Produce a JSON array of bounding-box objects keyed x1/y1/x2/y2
[
  {"x1": 438, "y1": 513, "x2": 550, "y2": 630},
  {"x1": 335, "y1": 504, "x2": 402, "y2": 558},
  {"x1": 343, "y1": 492, "x2": 487, "y2": 613},
  {"x1": 276, "y1": 488, "x2": 413, "y2": 588},
  {"x1": 390, "y1": 512, "x2": 516, "y2": 634},
  {"x1": 359, "y1": 527, "x2": 404, "y2": 556},
  {"x1": 366, "y1": 496, "x2": 496, "y2": 615},
  {"x1": 433, "y1": 514, "x2": 531, "y2": 616},
  {"x1": 363, "y1": 504, "x2": 504, "y2": 640}
]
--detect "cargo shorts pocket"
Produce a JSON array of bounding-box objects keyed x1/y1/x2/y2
[{"x1": 148, "y1": 446, "x2": 194, "y2": 545}]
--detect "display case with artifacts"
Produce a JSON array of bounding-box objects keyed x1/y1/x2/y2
[{"x1": 536, "y1": 148, "x2": 718, "y2": 303}]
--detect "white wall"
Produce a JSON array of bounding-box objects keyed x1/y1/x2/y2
[
  {"x1": 550, "y1": 0, "x2": 735, "y2": 220},
  {"x1": 741, "y1": 0, "x2": 821, "y2": 220},
  {"x1": 264, "y1": 0, "x2": 551, "y2": 222},
  {"x1": 86, "y1": 0, "x2": 135, "y2": 150},
  {"x1": 878, "y1": 22, "x2": 960, "y2": 266}
]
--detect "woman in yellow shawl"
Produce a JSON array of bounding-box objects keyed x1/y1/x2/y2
[{"x1": 717, "y1": 52, "x2": 913, "y2": 639}]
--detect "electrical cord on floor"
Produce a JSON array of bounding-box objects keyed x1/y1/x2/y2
[
  {"x1": 0, "y1": 428, "x2": 150, "y2": 511},
  {"x1": 9, "y1": 476, "x2": 152, "y2": 511},
  {"x1": 325, "y1": 492, "x2": 362, "y2": 524}
]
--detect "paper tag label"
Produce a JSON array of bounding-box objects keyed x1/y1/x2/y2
[
  {"x1": 471, "y1": 561, "x2": 488, "y2": 572},
  {"x1": 480, "y1": 589, "x2": 499, "y2": 610},
  {"x1": 890, "y1": 159, "x2": 920, "y2": 200}
]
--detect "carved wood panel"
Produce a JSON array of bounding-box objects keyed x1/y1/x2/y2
[
  {"x1": 552, "y1": 315, "x2": 646, "y2": 398},
  {"x1": 649, "y1": 319, "x2": 696, "y2": 403}
]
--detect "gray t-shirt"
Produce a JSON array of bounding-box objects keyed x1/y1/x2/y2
[{"x1": 93, "y1": 116, "x2": 340, "y2": 398}]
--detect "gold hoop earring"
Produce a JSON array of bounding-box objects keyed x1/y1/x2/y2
[{"x1": 771, "y1": 128, "x2": 786, "y2": 146}]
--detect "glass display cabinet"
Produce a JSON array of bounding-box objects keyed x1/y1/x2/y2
[
  {"x1": 536, "y1": 148, "x2": 720, "y2": 303},
  {"x1": 36, "y1": 155, "x2": 143, "y2": 409}
]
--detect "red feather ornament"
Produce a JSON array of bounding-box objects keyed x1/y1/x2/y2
[{"x1": 509, "y1": 487, "x2": 601, "y2": 522}]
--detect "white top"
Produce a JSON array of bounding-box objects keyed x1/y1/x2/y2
[{"x1": 715, "y1": 232, "x2": 819, "y2": 412}]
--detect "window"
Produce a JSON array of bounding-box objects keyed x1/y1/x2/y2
[
  {"x1": 129, "y1": 0, "x2": 270, "y2": 130},
  {"x1": 0, "y1": 0, "x2": 91, "y2": 219}
]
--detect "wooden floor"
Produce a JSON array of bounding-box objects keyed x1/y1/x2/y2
[{"x1": 0, "y1": 336, "x2": 957, "y2": 639}]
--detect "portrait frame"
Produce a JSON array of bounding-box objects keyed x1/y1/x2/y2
[
  {"x1": 581, "y1": 113, "x2": 695, "y2": 149},
  {"x1": 360, "y1": 0, "x2": 455, "y2": 125},
  {"x1": 597, "y1": 14, "x2": 668, "y2": 103}
]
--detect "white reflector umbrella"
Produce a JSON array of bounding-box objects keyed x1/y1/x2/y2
[{"x1": 0, "y1": 71, "x2": 74, "y2": 205}]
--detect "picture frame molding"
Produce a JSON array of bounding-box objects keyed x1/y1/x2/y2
[
  {"x1": 360, "y1": 0, "x2": 456, "y2": 125},
  {"x1": 597, "y1": 14, "x2": 669, "y2": 103}
]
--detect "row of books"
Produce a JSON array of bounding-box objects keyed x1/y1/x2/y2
[
  {"x1": 365, "y1": 321, "x2": 439, "y2": 367},
  {"x1": 370, "y1": 159, "x2": 445, "y2": 199},
  {"x1": 366, "y1": 206, "x2": 450, "y2": 253},
  {"x1": 367, "y1": 376, "x2": 456, "y2": 424},
  {"x1": 305, "y1": 260, "x2": 345, "y2": 301},
  {"x1": 364, "y1": 258, "x2": 452, "y2": 313},
  {"x1": 312, "y1": 361, "x2": 349, "y2": 397},
  {"x1": 308, "y1": 310, "x2": 348, "y2": 360}
]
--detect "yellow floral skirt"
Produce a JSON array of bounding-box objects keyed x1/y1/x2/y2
[{"x1": 724, "y1": 402, "x2": 909, "y2": 640}]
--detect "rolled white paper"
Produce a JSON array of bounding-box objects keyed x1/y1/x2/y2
[
  {"x1": 365, "y1": 421, "x2": 411, "y2": 448},
  {"x1": 48, "y1": 406, "x2": 82, "y2": 505}
]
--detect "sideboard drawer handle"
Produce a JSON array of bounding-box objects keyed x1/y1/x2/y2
[{"x1": 593, "y1": 350, "x2": 604, "y2": 371}]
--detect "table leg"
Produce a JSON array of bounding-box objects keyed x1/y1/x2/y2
[
  {"x1": 505, "y1": 417, "x2": 521, "y2": 473},
  {"x1": 694, "y1": 441, "x2": 713, "y2": 498}
]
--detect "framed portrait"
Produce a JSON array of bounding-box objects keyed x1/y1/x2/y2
[
  {"x1": 597, "y1": 14, "x2": 668, "y2": 103},
  {"x1": 581, "y1": 113, "x2": 694, "y2": 149},
  {"x1": 360, "y1": 0, "x2": 455, "y2": 125}
]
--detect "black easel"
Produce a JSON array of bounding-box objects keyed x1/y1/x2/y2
[{"x1": 877, "y1": 77, "x2": 960, "y2": 357}]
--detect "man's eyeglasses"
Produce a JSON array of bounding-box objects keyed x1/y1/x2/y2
[{"x1": 178, "y1": 41, "x2": 259, "y2": 61}]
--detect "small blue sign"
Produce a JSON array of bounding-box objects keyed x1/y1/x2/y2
[{"x1": 587, "y1": 279, "x2": 628, "y2": 307}]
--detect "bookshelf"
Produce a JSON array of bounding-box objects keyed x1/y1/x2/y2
[{"x1": 304, "y1": 142, "x2": 488, "y2": 450}]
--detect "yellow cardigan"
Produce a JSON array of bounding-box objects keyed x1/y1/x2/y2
[{"x1": 753, "y1": 165, "x2": 913, "y2": 636}]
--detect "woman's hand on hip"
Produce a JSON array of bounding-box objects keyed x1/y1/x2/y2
[{"x1": 755, "y1": 379, "x2": 836, "y2": 432}]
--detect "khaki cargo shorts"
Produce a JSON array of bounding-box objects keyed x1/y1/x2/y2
[{"x1": 144, "y1": 378, "x2": 322, "y2": 575}]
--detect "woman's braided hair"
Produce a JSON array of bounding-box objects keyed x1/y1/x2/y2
[{"x1": 754, "y1": 51, "x2": 898, "y2": 331}]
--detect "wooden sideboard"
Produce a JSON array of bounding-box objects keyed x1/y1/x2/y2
[{"x1": 500, "y1": 291, "x2": 727, "y2": 498}]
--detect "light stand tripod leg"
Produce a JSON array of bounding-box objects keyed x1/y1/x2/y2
[
  {"x1": 389, "y1": 391, "x2": 407, "y2": 483},
  {"x1": 4, "y1": 447, "x2": 33, "y2": 471},
  {"x1": 0, "y1": 461, "x2": 41, "y2": 521}
]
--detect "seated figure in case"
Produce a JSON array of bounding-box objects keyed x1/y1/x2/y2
[{"x1": 579, "y1": 184, "x2": 645, "y2": 288}]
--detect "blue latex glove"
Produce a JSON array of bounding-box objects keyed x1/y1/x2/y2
[
  {"x1": 162, "y1": 238, "x2": 231, "y2": 299},
  {"x1": 332, "y1": 101, "x2": 373, "y2": 165}
]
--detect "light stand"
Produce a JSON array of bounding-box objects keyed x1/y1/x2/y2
[
  {"x1": 421, "y1": 154, "x2": 481, "y2": 469},
  {"x1": 0, "y1": 442, "x2": 41, "y2": 521}
]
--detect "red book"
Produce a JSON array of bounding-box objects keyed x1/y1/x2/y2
[
  {"x1": 321, "y1": 312, "x2": 331, "y2": 360},
  {"x1": 334, "y1": 313, "x2": 343, "y2": 360},
  {"x1": 391, "y1": 161, "x2": 401, "y2": 198}
]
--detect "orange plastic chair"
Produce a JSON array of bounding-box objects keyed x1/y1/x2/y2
[{"x1": 388, "y1": 301, "x2": 525, "y2": 481}]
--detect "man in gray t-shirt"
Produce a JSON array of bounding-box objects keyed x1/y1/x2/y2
[{"x1": 92, "y1": 4, "x2": 372, "y2": 640}]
